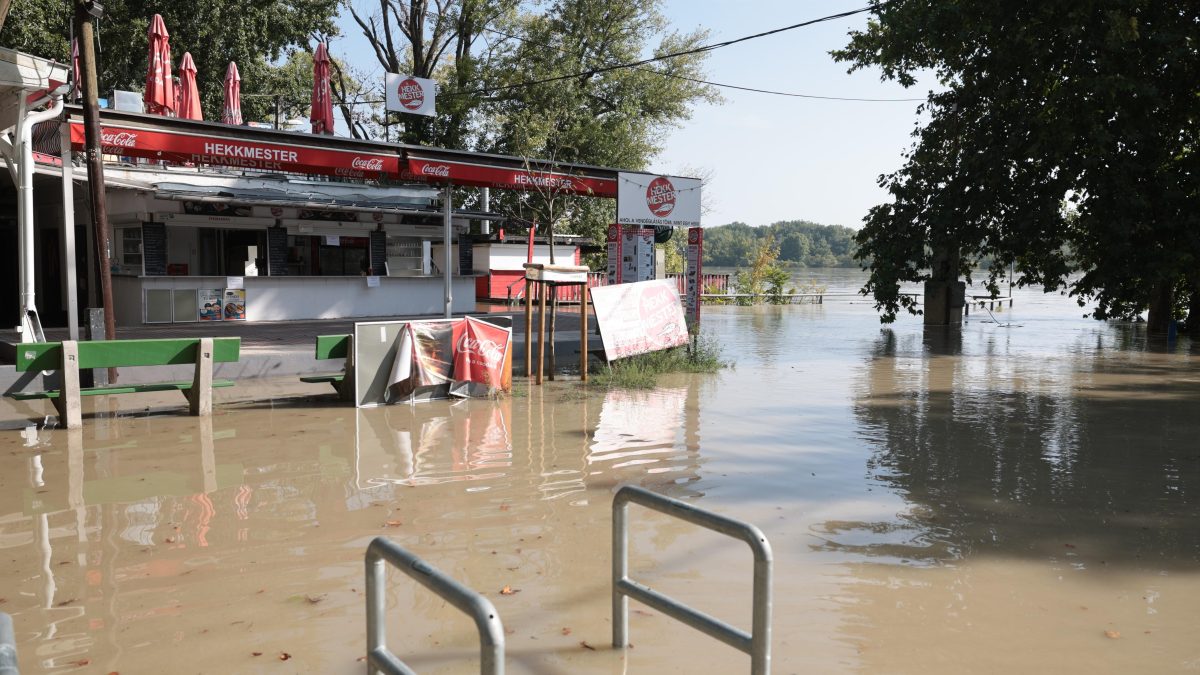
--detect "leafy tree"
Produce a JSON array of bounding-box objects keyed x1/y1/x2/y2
[
  {"x1": 1, "y1": 0, "x2": 339, "y2": 123},
  {"x1": 834, "y1": 1, "x2": 1200, "y2": 330}
]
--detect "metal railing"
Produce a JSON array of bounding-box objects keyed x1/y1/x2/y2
[
  {"x1": 365, "y1": 537, "x2": 506, "y2": 675},
  {"x1": 612, "y1": 486, "x2": 773, "y2": 674},
  {"x1": 0, "y1": 612, "x2": 18, "y2": 675}
]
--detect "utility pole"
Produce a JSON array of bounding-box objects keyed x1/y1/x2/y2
[{"x1": 74, "y1": 0, "x2": 119, "y2": 382}]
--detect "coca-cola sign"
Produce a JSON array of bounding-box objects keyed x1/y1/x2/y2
[
  {"x1": 351, "y1": 156, "x2": 385, "y2": 171},
  {"x1": 645, "y1": 176, "x2": 676, "y2": 218},
  {"x1": 456, "y1": 332, "x2": 506, "y2": 368},
  {"x1": 100, "y1": 131, "x2": 138, "y2": 148},
  {"x1": 421, "y1": 163, "x2": 451, "y2": 178}
]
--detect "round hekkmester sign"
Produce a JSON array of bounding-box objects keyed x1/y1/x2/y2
[
  {"x1": 645, "y1": 176, "x2": 677, "y2": 217},
  {"x1": 397, "y1": 78, "x2": 425, "y2": 111}
]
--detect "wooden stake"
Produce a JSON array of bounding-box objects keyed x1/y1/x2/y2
[
  {"x1": 580, "y1": 288, "x2": 589, "y2": 382},
  {"x1": 523, "y1": 277, "x2": 533, "y2": 378},
  {"x1": 537, "y1": 280, "x2": 546, "y2": 385}
]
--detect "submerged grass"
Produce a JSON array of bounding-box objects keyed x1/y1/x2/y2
[{"x1": 587, "y1": 335, "x2": 727, "y2": 390}]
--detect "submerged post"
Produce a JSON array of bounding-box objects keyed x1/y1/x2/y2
[{"x1": 443, "y1": 184, "x2": 453, "y2": 319}]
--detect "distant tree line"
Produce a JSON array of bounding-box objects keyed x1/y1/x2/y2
[{"x1": 701, "y1": 221, "x2": 858, "y2": 268}]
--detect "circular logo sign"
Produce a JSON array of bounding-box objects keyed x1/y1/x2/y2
[
  {"x1": 688, "y1": 228, "x2": 699, "y2": 244},
  {"x1": 397, "y1": 78, "x2": 425, "y2": 111},
  {"x1": 645, "y1": 176, "x2": 676, "y2": 218}
]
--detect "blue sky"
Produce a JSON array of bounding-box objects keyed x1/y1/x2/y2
[{"x1": 334, "y1": 1, "x2": 937, "y2": 229}]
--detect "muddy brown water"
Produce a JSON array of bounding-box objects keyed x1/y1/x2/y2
[{"x1": 2, "y1": 288, "x2": 1199, "y2": 673}]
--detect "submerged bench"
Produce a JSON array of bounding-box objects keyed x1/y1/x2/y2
[
  {"x1": 8, "y1": 337, "x2": 240, "y2": 428},
  {"x1": 299, "y1": 334, "x2": 354, "y2": 402}
]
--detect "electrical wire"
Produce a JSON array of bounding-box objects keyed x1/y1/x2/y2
[{"x1": 452, "y1": 6, "x2": 878, "y2": 97}]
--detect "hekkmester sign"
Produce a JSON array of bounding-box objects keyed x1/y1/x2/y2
[
  {"x1": 616, "y1": 172, "x2": 702, "y2": 228},
  {"x1": 69, "y1": 122, "x2": 399, "y2": 178},
  {"x1": 403, "y1": 158, "x2": 617, "y2": 197},
  {"x1": 385, "y1": 73, "x2": 437, "y2": 117}
]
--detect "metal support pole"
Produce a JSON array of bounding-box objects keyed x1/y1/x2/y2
[
  {"x1": 480, "y1": 187, "x2": 491, "y2": 235},
  {"x1": 443, "y1": 184, "x2": 453, "y2": 318},
  {"x1": 59, "y1": 123, "x2": 79, "y2": 340},
  {"x1": 15, "y1": 94, "x2": 64, "y2": 343}
]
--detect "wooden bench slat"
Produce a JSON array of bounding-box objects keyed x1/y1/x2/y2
[
  {"x1": 314, "y1": 334, "x2": 350, "y2": 360},
  {"x1": 10, "y1": 379, "x2": 236, "y2": 400},
  {"x1": 15, "y1": 338, "x2": 241, "y2": 372}
]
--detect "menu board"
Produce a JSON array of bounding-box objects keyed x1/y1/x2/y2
[
  {"x1": 267, "y1": 226, "x2": 288, "y2": 276},
  {"x1": 369, "y1": 230, "x2": 388, "y2": 276},
  {"x1": 141, "y1": 222, "x2": 167, "y2": 276},
  {"x1": 458, "y1": 235, "x2": 474, "y2": 274}
]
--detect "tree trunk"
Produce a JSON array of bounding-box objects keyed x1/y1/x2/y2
[
  {"x1": 1185, "y1": 278, "x2": 1200, "y2": 337},
  {"x1": 1146, "y1": 279, "x2": 1173, "y2": 334}
]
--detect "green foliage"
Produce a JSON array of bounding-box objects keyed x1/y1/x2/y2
[
  {"x1": 1, "y1": 0, "x2": 339, "y2": 123},
  {"x1": 703, "y1": 220, "x2": 858, "y2": 268},
  {"x1": 833, "y1": 0, "x2": 1200, "y2": 326},
  {"x1": 731, "y1": 240, "x2": 793, "y2": 305},
  {"x1": 588, "y1": 335, "x2": 725, "y2": 389}
]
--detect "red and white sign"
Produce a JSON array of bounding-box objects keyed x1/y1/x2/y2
[
  {"x1": 685, "y1": 226, "x2": 703, "y2": 330},
  {"x1": 451, "y1": 317, "x2": 513, "y2": 396},
  {"x1": 67, "y1": 121, "x2": 399, "y2": 178},
  {"x1": 385, "y1": 73, "x2": 436, "y2": 117},
  {"x1": 404, "y1": 157, "x2": 617, "y2": 197},
  {"x1": 606, "y1": 224, "x2": 622, "y2": 285},
  {"x1": 589, "y1": 279, "x2": 689, "y2": 361},
  {"x1": 386, "y1": 318, "x2": 513, "y2": 401},
  {"x1": 617, "y1": 172, "x2": 702, "y2": 228}
]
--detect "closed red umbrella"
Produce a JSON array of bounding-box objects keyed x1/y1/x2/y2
[
  {"x1": 143, "y1": 14, "x2": 175, "y2": 115},
  {"x1": 310, "y1": 42, "x2": 334, "y2": 134},
  {"x1": 71, "y1": 38, "x2": 80, "y2": 101},
  {"x1": 222, "y1": 61, "x2": 242, "y2": 125},
  {"x1": 178, "y1": 52, "x2": 203, "y2": 121}
]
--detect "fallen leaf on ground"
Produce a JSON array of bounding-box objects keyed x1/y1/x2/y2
[
  {"x1": 1104, "y1": 630, "x2": 1121, "y2": 639},
  {"x1": 251, "y1": 652, "x2": 262, "y2": 657},
  {"x1": 1064, "y1": 543, "x2": 1076, "y2": 548},
  {"x1": 56, "y1": 598, "x2": 76, "y2": 607},
  {"x1": 356, "y1": 656, "x2": 367, "y2": 662},
  {"x1": 580, "y1": 641, "x2": 595, "y2": 651},
  {"x1": 164, "y1": 537, "x2": 176, "y2": 544},
  {"x1": 278, "y1": 652, "x2": 292, "y2": 661},
  {"x1": 499, "y1": 504, "x2": 511, "y2": 511},
  {"x1": 304, "y1": 594, "x2": 325, "y2": 604},
  {"x1": 561, "y1": 627, "x2": 572, "y2": 635},
  {"x1": 384, "y1": 520, "x2": 403, "y2": 527},
  {"x1": 70, "y1": 659, "x2": 90, "y2": 666},
  {"x1": 500, "y1": 585, "x2": 520, "y2": 595},
  {"x1": 632, "y1": 609, "x2": 654, "y2": 617}
]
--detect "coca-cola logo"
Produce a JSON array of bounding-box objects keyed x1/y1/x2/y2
[
  {"x1": 688, "y1": 228, "x2": 699, "y2": 244},
  {"x1": 646, "y1": 176, "x2": 676, "y2": 218},
  {"x1": 100, "y1": 131, "x2": 138, "y2": 148},
  {"x1": 457, "y1": 333, "x2": 505, "y2": 366},
  {"x1": 608, "y1": 224, "x2": 620, "y2": 240},
  {"x1": 397, "y1": 78, "x2": 425, "y2": 111},
  {"x1": 351, "y1": 156, "x2": 384, "y2": 171},
  {"x1": 420, "y1": 163, "x2": 451, "y2": 178},
  {"x1": 270, "y1": 207, "x2": 283, "y2": 217}
]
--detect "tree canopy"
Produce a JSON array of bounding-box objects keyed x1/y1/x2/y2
[
  {"x1": 834, "y1": 1, "x2": 1200, "y2": 330},
  {"x1": 1, "y1": 0, "x2": 338, "y2": 122},
  {"x1": 702, "y1": 220, "x2": 858, "y2": 268}
]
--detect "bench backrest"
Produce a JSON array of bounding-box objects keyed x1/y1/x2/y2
[
  {"x1": 15, "y1": 337, "x2": 241, "y2": 372},
  {"x1": 315, "y1": 334, "x2": 350, "y2": 360}
]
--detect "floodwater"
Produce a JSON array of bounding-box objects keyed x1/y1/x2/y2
[{"x1": 2, "y1": 278, "x2": 1199, "y2": 674}]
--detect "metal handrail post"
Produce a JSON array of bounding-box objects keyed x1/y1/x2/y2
[
  {"x1": 612, "y1": 485, "x2": 773, "y2": 675},
  {"x1": 365, "y1": 537, "x2": 505, "y2": 675},
  {"x1": 0, "y1": 612, "x2": 18, "y2": 675}
]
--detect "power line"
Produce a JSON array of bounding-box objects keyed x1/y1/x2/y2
[
  {"x1": 453, "y1": 6, "x2": 878, "y2": 98},
  {"x1": 470, "y1": 20, "x2": 922, "y2": 103}
]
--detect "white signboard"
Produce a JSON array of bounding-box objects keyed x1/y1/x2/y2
[
  {"x1": 617, "y1": 172, "x2": 702, "y2": 228},
  {"x1": 590, "y1": 279, "x2": 689, "y2": 361},
  {"x1": 385, "y1": 73, "x2": 437, "y2": 117}
]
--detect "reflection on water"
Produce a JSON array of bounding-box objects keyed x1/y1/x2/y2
[{"x1": 1, "y1": 280, "x2": 1198, "y2": 673}]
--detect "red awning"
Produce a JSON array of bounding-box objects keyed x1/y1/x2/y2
[
  {"x1": 67, "y1": 120, "x2": 399, "y2": 179},
  {"x1": 403, "y1": 155, "x2": 617, "y2": 198}
]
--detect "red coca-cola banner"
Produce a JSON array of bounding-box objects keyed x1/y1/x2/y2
[
  {"x1": 404, "y1": 157, "x2": 617, "y2": 198},
  {"x1": 67, "y1": 121, "x2": 399, "y2": 178},
  {"x1": 451, "y1": 317, "x2": 513, "y2": 396}
]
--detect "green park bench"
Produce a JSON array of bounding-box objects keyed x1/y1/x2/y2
[
  {"x1": 8, "y1": 337, "x2": 240, "y2": 429},
  {"x1": 299, "y1": 334, "x2": 354, "y2": 402}
]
